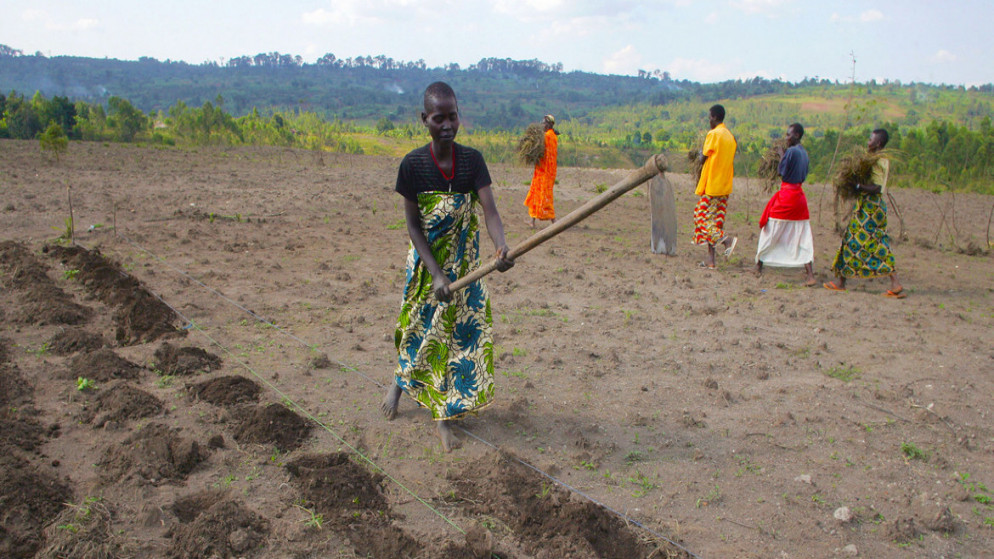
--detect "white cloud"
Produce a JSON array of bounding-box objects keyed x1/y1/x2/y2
[
  {"x1": 603, "y1": 45, "x2": 641, "y2": 75},
  {"x1": 730, "y1": 0, "x2": 791, "y2": 15},
  {"x1": 20, "y1": 10, "x2": 99, "y2": 32},
  {"x1": 549, "y1": 14, "x2": 638, "y2": 39},
  {"x1": 668, "y1": 57, "x2": 735, "y2": 82},
  {"x1": 831, "y1": 9, "x2": 884, "y2": 24},
  {"x1": 929, "y1": 49, "x2": 956, "y2": 63},
  {"x1": 493, "y1": 0, "x2": 639, "y2": 24},
  {"x1": 66, "y1": 19, "x2": 99, "y2": 31},
  {"x1": 21, "y1": 9, "x2": 47, "y2": 22},
  {"x1": 493, "y1": 0, "x2": 565, "y2": 15},
  {"x1": 704, "y1": 11, "x2": 719, "y2": 24},
  {"x1": 302, "y1": 0, "x2": 427, "y2": 26},
  {"x1": 859, "y1": 9, "x2": 884, "y2": 22}
]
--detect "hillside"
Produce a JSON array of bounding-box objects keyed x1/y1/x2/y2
[{"x1": 2, "y1": 46, "x2": 994, "y2": 192}]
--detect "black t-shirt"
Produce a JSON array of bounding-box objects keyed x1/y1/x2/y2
[{"x1": 395, "y1": 143, "x2": 492, "y2": 201}]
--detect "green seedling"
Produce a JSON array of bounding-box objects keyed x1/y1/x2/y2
[
  {"x1": 76, "y1": 377, "x2": 96, "y2": 391},
  {"x1": 27, "y1": 342, "x2": 51, "y2": 357},
  {"x1": 825, "y1": 364, "x2": 861, "y2": 382},
  {"x1": 64, "y1": 269, "x2": 80, "y2": 280},
  {"x1": 294, "y1": 504, "x2": 324, "y2": 529},
  {"x1": 901, "y1": 442, "x2": 929, "y2": 461}
]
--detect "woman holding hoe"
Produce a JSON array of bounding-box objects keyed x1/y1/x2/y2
[{"x1": 380, "y1": 82, "x2": 514, "y2": 451}]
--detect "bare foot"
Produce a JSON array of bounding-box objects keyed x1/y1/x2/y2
[
  {"x1": 380, "y1": 384, "x2": 401, "y2": 421},
  {"x1": 803, "y1": 277, "x2": 817, "y2": 287},
  {"x1": 436, "y1": 420, "x2": 462, "y2": 452}
]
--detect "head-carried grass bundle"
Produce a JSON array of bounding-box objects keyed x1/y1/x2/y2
[
  {"x1": 757, "y1": 137, "x2": 791, "y2": 194},
  {"x1": 833, "y1": 148, "x2": 886, "y2": 201},
  {"x1": 517, "y1": 123, "x2": 546, "y2": 165}
]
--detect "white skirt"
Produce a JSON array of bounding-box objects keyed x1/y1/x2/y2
[{"x1": 755, "y1": 218, "x2": 814, "y2": 267}]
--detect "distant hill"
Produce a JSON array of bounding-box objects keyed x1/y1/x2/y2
[{"x1": 3, "y1": 45, "x2": 994, "y2": 193}]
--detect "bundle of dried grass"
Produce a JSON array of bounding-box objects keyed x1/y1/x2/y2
[
  {"x1": 517, "y1": 123, "x2": 546, "y2": 166},
  {"x1": 833, "y1": 148, "x2": 885, "y2": 201},
  {"x1": 686, "y1": 149, "x2": 703, "y2": 184},
  {"x1": 686, "y1": 130, "x2": 707, "y2": 184},
  {"x1": 757, "y1": 137, "x2": 790, "y2": 194}
]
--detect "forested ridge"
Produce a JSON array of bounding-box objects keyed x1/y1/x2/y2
[{"x1": 2, "y1": 45, "x2": 993, "y2": 193}]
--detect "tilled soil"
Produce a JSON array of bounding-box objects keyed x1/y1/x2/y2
[{"x1": 1, "y1": 138, "x2": 992, "y2": 558}]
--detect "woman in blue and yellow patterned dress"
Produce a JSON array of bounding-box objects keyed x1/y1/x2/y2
[
  {"x1": 825, "y1": 129, "x2": 905, "y2": 298},
  {"x1": 380, "y1": 82, "x2": 514, "y2": 451}
]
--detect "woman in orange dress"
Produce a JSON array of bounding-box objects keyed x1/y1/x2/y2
[{"x1": 524, "y1": 114, "x2": 558, "y2": 227}]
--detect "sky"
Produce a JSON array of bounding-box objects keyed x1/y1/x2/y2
[{"x1": 2, "y1": 0, "x2": 992, "y2": 86}]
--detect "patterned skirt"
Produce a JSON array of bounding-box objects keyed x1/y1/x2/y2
[
  {"x1": 831, "y1": 193, "x2": 895, "y2": 278},
  {"x1": 394, "y1": 191, "x2": 495, "y2": 420},
  {"x1": 693, "y1": 195, "x2": 728, "y2": 246}
]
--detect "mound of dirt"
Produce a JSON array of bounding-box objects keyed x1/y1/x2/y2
[
  {"x1": 0, "y1": 406, "x2": 47, "y2": 453},
  {"x1": 171, "y1": 489, "x2": 230, "y2": 523},
  {"x1": 47, "y1": 327, "x2": 106, "y2": 355},
  {"x1": 114, "y1": 291, "x2": 183, "y2": 345},
  {"x1": 154, "y1": 342, "x2": 222, "y2": 376},
  {"x1": 167, "y1": 499, "x2": 268, "y2": 559},
  {"x1": 0, "y1": 337, "x2": 10, "y2": 364},
  {"x1": 283, "y1": 453, "x2": 492, "y2": 558},
  {"x1": 1, "y1": 240, "x2": 90, "y2": 325},
  {"x1": 67, "y1": 348, "x2": 142, "y2": 381},
  {"x1": 232, "y1": 404, "x2": 312, "y2": 452},
  {"x1": 0, "y1": 453, "x2": 74, "y2": 558},
  {"x1": 0, "y1": 362, "x2": 47, "y2": 453},
  {"x1": 0, "y1": 360, "x2": 33, "y2": 407},
  {"x1": 451, "y1": 451, "x2": 682, "y2": 559},
  {"x1": 188, "y1": 375, "x2": 261, "y2": 406},
  {"x1": 83, "y1": 382, "x2": 164, "y2": 427},
  {"x1": 97, "y1": 423, "x2": 206, "y2": 485},
  {"x1": 48, "y1": 244, "x2": 182, "y2": 344},
  {"x1": 39, "y1": 497, "x2": 128, "y2": 559},
  {"x1": 285, "y1": 453, "x2": 388, "y2": 518}
]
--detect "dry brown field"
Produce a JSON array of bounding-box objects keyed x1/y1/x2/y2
[{"x1": 2, "y1": 139, "x2": 993, "y2": 558}]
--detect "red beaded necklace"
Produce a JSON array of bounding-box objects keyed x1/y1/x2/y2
[{"x1": 429, "y1": 143, "x2": 456, "y2": 191}]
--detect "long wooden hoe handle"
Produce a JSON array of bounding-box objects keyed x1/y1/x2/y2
[{"x1": 448, "y1": 153, "x2": 669, "y2": 293}]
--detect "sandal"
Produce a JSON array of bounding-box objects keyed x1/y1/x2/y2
[
  {"x1": 823, "y1": 281, "x2": 846, "y2": 292},
  {"x1": 884, "y1": 288, "x2": 906, "y2": 299}
]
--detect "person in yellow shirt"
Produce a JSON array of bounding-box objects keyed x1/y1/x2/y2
[{"x1": 693, "y1": 104, "x2": 737, "y2": 268}]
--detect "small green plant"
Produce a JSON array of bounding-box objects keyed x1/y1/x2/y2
[
  {"x1": 696, "y1": 484, "x2": 722, "y2": 508},
  {"x1": 387, "y1": 218, "x2": 406, "y2": 230},
  {"x1": 624, "y1": 450, "x2": 645, "y2": 465},
  {"x1": 734, "y1": 456, "x2": 761, "y2": 476},
  {"x1": 27, "y1": 342, "x2": 51, "y2": 357},
  {"x1": 76, "y1": 377, "x2": 96, "y2": 391},
  {"x1": 594, "y1": 183, "x2": 608, "y2": 193},
  {"x1": 825, "y1": 364, "x2": 861, "y2": 382},
  {"x1": 63, "y1": 269, "x2": 80, "y2": 280},
  {"x1": 52, "y1": 216, "x2": 74, "y2": 244},
  {"x1": 294, "y1": 504, "x2": 324, "y2": 529},
  {"x1": 536, "y1": 481, "x2": 552, "y2": 499},
  {"x1": 901, "y1": 442, "x2": 929, "y2": 461},
  {"x1": 627, "y1": 471, "x2": 658, "y2": 496},
  {"x1": 40, "y1": 121, "x2": 69, "y2": 160}
]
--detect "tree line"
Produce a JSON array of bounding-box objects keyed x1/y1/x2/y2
[{"x1": 3, "y1": 87, "x2": 993, "y2": 194}]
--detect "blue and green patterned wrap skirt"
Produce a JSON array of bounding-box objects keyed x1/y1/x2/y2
[
  {"x1": 394, "y1": 191, "x2": 494, "y2": 420},
  {"x1": 831, "y1": 192, "x2": 896, "y2": 278}
]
